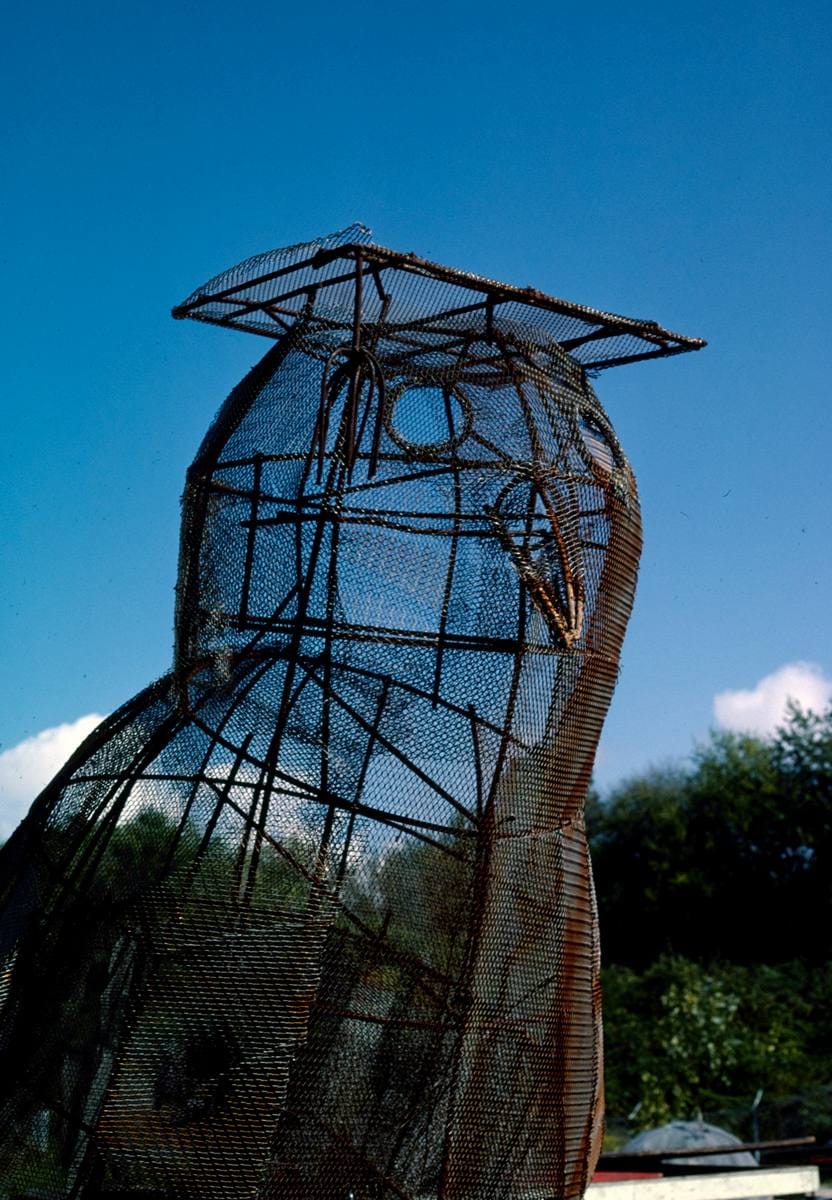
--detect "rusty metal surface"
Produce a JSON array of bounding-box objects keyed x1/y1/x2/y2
[
  {"x1": 172, "y1": 223, "x2": 706, "y2": 372},
  {"x1": 0, "y1": 227, "x2": 702, "y2": 1199}
]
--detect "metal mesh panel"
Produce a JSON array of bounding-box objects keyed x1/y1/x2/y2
[{"x1": 0, "y1": 231, "x2": 702, "y2": 1199}]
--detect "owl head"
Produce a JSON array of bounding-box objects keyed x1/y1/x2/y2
[{"x1": 172, "y1": 227, "x2": 701, "y2": 680}]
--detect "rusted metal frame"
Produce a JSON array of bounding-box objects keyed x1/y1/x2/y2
[
  {"x1": 383, "y1": 323, "x2": 497, "y2": 346},
  {"x1": 355, "y1": 812, "x2": 467, "y2": 860},
  {"x1": 488, "y1": 506, "x2": 575, "y2": 648},
  {"x1": 260, "y1": 307, "x2": 295, "y2": 335},
  {"x1": 337, "y1": 251, "x2": 364, "y2": 479},
  {"x1": 240, "y1": 305, "x2": 348, "y2": 342},
  {"x1": 220, "y1": 450, "x2": 600, "y2": 484},
  {"x1": 499, "y1": 337, "x2": 585, "y2": 643},
  {"x1": 368, "y1": 261, "x2": 391, "y2": 328},
  {"x1": 47, "y1": 702, "x2": 186, "y2": 895},
  {"x1": 222, "y1": 262, "x2": 363, "y2": 314},
  {"x1": 372, "y1": 337, "x2": 508, "y2": 375},
  {"x1": 438, "y1": 627, "x2": 528, "y2": 1192},
  {"x1": 214, "y1": 450, "x2": 313, "y2": 470},
  {"x1": 215, "y1": 302, "x2": 296, "y2": 338},
  {"x1": 386, "y1": 297, "x2": 490, "y2": 334},
  {"x1": 233, "y1": 611, "x2": 571, "y2": 658},
  {"x1": 199, "y1": 774, "x2": 468, "y2": 865},
  {"x1": 315, "y1": 460, "x2": 475, "y2": 500},
  {"x1": 233, "y1": 580, "x2": 300, "y2": 643},
  {"x1": 236, "y1": 559, "x2": 324, "y2": 902},
  {"x1": 348, "y1": 350, "x2": 387, "y2": 478},
  {"x1": 179, "y1": 312, "x2": 303, "y2": 344},
  {"x1": 220, "y1": 449, "x2": 515, "y2": 475},
  {"x1": 86, "y1": 771, "x2": 328, "y2": 807},
  {"x1": 535, "y1": 481, "x2": 585, "y2": 640},
  {"x1": 362, "y1": 328, "x2": 470, "y2": 362},
  {"x1": 360, "y1": 245, "x2": 699, "y2": 346},
  {"x1": 196, "y1": 302, "x2": 696, "y2": 367},
  {"x1": 173, "y1": 254, "x2": 355, "y2": 313},
  {"x1": 53, "y1": 710, "x2": 188, "y2": 909},
  {"x1": 311, "y1": 258, "x2": 367, "y2": 891},
  {"x1": 468, "y1": 704, "x2": 485, "y2": 821},
  {"x1": 291, "y1": 655, "x2": 478, "y2": 827},
  {"x1": 351, "y1": 371, "x2": 376, "y2": 464},
  {"x1": 366, "y1": 358, "x2": 388, "y2": 477},
  {"x1": 468, "y1": 427, "x2": 516, "y2": 466},
  {"x1": 507, "y1": 337, "x2": 583, "y2": 398},
  {"x1": 290, "y1": 614, "x2": 559, "y2": 658},
  {"x1": 276, "y1": 650, "x2": 531, "y2": 748},
  {"x1": 197, "y1": 291, "x2": 304, "y2": 321},
  {"x1": 438, "y1": 486, "x2": 537, "y2": 1195},
  {"x1": 246, "y1": 509, "x2": 507, "y2": 539},
  {"x1": 397, "y1": 265, "x2": 688, "y2": 347},
  {"x1": 313, "y1": 460, "x2": 350, "y2": 897},
  {"x1": 254, "y1": 298, "x2": 344, "y2": 329},
  {"x1": 232, "y1": 670, "x2": 318, "y2": 905},
  {"x1": 495, "y1": 331, "x2": 546, "y2": 464},
  {"x1": 236, "y1": 348, "x2": 366, "y2": 907},
  {"x1": 233, "y1": 767, "x2": 276, "y2": 907},
  {"x1": 197, "y1": 777, "x2": 455, "y2": 1003},
  {"x1": 181, "y1": 732, "x2": 254, "y2": 899},
  {"x1": 67, "y1": 770, "x2": 242, "y2": 786},
  {"x1": 228, "y1": 773, "x2": 274, "y2": 907},
  {"x1": 559, "y1": 323, "x2": 636, "y2": 351},
  {"x1": 291, "y1": 314, "x2": 360, "y2": 637},
  {"x1": 315, "y1": 503, "x2": 555, "y2": 527},
  {"x1": 278, "y1": 501, "x2": 491, "y2": 525},
  {"x1": 384, "y1": 982, "x2": 469, "y2": 1184},
  {"x1": 432, "y1": 388, "x2": 463, "y2": 707},
  {"x1": 171, "y1": 711, "x2": 319, "y2": 804},
  {"x1": 182, "y1": 236, "x2": 703, "y2": 351},
  {"x1": 248, "y1": 502, "x2": 566, "y2": 539},
  {"x1": 313, "y1": 353, "x2": 385, "y2": 483},
  {"x1": 585, "y1": 342, "x2": 700, "y2": 370},
  {"x1": 31, "y1": 679, "x2": 174, "y2": 879},
  {"x1": 335, "y1": 676, "x2": 389, "y2": 890},
  {"x1": 237, "y1": 453, "x2": 263, "y2": 626},
  {"x1": 157, "y1": 692, "x2": 252, "y2": 886},
  {"x1": 234, "y1": 670, "x2": 310, "y2": 908},
  {"x1": 314, "y1": 353, "x2": 348, "y2": 483},
  {"x1": 178, "y1": 336, "x2": 299, "y2": 672},
  {"x1": 492, "y1": 489, "x2": 534, "y2": 809},
  {"x1": 185, "y1": 636, "x2": 616, "y2": 789}
]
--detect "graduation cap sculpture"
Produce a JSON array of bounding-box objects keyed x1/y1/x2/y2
[{"x1": 0, "y1": 225, "x2": 704, "y2": 1199}]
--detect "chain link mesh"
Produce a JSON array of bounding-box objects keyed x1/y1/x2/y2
[{"x1": 0, "y1": 230, "x2": 704, "y2": 1199}]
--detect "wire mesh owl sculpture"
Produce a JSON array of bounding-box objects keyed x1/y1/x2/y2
[{"x1": 0, "y1": 226, "x2": 703, "y2": 1199}]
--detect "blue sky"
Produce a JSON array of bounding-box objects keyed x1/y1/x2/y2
[{"x1": 1, "y1": 0, "x2": 830, "y2": 831}]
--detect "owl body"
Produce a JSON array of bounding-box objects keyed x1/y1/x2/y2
[{"x1": 0, "y1": 228, "x2": 701, "y2": 1199}]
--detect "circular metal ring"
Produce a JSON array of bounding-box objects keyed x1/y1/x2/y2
[{"x1": 383, "y1": 382, "x2": 474, "y2": 458}]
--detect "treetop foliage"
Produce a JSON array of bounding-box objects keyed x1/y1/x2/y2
[{"x1": 588, "y1": 703, "x2": 832, "y2": 967}]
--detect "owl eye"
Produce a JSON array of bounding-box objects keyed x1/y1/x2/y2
[
  {"x1": 578, "y1": 411, "x2": 618, "y2": 473},
  {"x1": 385, "y1": 384, "x2": 472, "y2": 457}
]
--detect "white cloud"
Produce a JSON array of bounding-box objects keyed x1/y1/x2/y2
[
  {"x1": 714, "y1": 662, "x2": 832, "y2": 737},
  {"x1": 0, "y1": 714, "x2": 106, "y2": 840}
]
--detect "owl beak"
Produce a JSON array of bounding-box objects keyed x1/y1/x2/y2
[{"x1": 485, "y1": 481, "x2": 584, "y2": 649}]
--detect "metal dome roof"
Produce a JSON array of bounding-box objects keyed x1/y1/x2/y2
[{"x1": 622, "y1": 1120, "x2": 760, "y2": 1169}]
